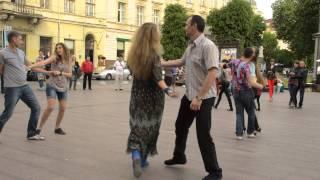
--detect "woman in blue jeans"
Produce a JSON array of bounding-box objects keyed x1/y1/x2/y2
[
  {"x1": 29, "y1": 43, "x2": 72, "y2": 136},
  {"x1": 230, "y1": 48, "x2": 263, "y2": 139}
]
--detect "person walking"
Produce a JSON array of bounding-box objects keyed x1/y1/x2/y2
[
  {"x1": 114, "y1": 56, "x2": 125, "y2": 91},
  {"x1": 266, "y1": 59, "x2": 277, "y2": 102},
  {"x1": 29, "y1": 43, "x2": 72, "y2": 136},
  {"x1": 126, "y1": 23, "x2": 176, "y2": 178},
  {"x1": 288, "y1": 61, "x2": 300, "y2": 108},
  {"x1": 36, "y1": 49, "x2": 46, "y2": 90},
  {"x1": 214, "y1": 63, "x2": 233, "y2": 111},
  {"x1": 0, "y1": 31, "x2": 44, "y2": 140},
  {"x1": 69, "y1": 56, "x2": 80, "y2": 90},
  {"x1": 81, "y1": 56, "x2": 93, "y2": 90},
  {"x1": 229, "y1": 48, "x2": 264, "y2": 140},
  {"x1": 161, "y1": 15, "x2": 222, "y2": 180},
  {"x1": 297, "y1": 61, "x2": 308, "y2": 108}
]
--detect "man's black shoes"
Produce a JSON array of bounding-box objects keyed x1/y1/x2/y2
[{"x1": 164, "y1": 157, "x2": 187, "y2": 165}]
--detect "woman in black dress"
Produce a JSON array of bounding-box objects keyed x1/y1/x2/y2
[{"x1": 126, "y1": 23, "x2": 176, "y2": 178}]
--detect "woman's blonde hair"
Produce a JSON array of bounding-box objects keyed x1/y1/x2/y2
[
  {"x1": 127, "y1": 23, "x2": 161, "y2": 80},
  {"x1": 54, "y1": 42, "x2": 71, "y2": 65}
]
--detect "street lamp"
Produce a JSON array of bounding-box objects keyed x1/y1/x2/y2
[{"x1": 313, "y1": 2, "x2": 320, "y2": 82}]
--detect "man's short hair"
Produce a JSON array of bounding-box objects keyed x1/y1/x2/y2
[
  {"x1": 243, "y1": 47, "x2": 254, "y2": 59},
  {"x1": 7, "y1": 31, "x2": 21, "y2": 43},
  {"x1": 190, "y1": 15, "x2": 205, "y2": 33}
]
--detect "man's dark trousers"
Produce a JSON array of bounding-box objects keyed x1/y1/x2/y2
[{"x1": 172, "y1": 95, "x2": 222, "y2": 176}]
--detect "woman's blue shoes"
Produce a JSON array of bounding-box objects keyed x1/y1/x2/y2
[
  {"x1": 141, "y1": 159, "x2": 149, "y2": 168},
  {"x1": 132, "y1": 150, "x2": 142, "y2": 178}
]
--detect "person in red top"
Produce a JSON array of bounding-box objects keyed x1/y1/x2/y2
[{"x1": 81, "y1": 56, "x2": 94, "y2": 90}]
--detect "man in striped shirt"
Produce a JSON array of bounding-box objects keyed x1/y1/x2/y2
[{"x1": 0, "y1": 31, "x2": 44, "y2": 141}]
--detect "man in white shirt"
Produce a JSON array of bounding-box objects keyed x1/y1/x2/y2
[{"x1": 114, "y1": 56, "x2": 126, "y2": 91}]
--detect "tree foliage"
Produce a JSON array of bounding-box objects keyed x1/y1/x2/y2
[
  {"x1": 275, "y1": 49, "x2": 295, "y2": 67},
  {"x1": 245, "y1": 15, "x2": 266, "y2": 47},
  {"x1": 161, "y1": 4, "x2": 188, "y2": 60},
  {"x1": 262, "y1": 32, "x2": 278, "y2": 63},
  {"x1": 272, "y1": 0, "x2": 319, "y2": 59},
  {"x1": 207, "y1": 0, "x2": 254, "y2": 47}
]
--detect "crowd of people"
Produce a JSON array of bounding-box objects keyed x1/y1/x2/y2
[{"x1": 0, "y1": 15, "x2": 310, "y2": 180}]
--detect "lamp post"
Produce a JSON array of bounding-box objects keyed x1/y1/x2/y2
[{"x1": 313, "y1": 2, "x2": 320, "y2": 81}]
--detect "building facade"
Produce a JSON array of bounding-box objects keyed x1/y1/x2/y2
[
  {"x1": 0, "y1": 0, "x2": 108, "y2": 65},
  {"x1": 0, "y1": 0, "x2": 258, "y2": 67}
]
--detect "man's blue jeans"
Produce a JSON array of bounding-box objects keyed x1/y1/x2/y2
[
  {"x1": 233, "y1": 89, "x2": 256, "y2": 136},
  {"x1": 0, "y1": 85, "x2": 41, "y2": 137}
]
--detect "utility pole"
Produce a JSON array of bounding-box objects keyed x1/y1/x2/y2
[{"x1": 313, "y1": 3, "x2": 320, "y2": 81}]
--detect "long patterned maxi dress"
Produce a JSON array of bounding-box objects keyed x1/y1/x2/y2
[{"x1": 127, "y1": 56, "x2": 165, "y2": 160}]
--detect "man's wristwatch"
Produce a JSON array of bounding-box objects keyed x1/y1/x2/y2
[
  {"x1": 60, "y1": 71, "x2": 63, "y2": 76},
  {"x1": 195, "y1": 95, "x2": 204, "y2": 101}
]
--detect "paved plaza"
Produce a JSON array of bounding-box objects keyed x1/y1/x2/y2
[{"x1": 0, "y1": 81, "x2": 320, "y2": 180}]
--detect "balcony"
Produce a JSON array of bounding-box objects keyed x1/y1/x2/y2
[{"x1": 0, "y1": 1, "x2": 43, "y2": 23}]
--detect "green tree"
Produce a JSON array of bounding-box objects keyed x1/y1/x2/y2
[
  {"x1": 161, "y1": 4, "x2": 188, "y2": 60},
  {"x1": 245, "y1": 15, "x2": 266, "y2": 47},
  {"x1": 275, "y1": 49, "x2": 295, "y2": 67},
  {"x1": 262, "y1": 32, "x2": 278, "y2": 63},
  {"x1": 207, "y1": 0, "x2": 254, "y2": 48},
  {"x1": 272, "y1": 0, "x2": 297, "y2": 42},
  {"x1": 272, "y1": 0, "x2": 319, "y2": 59}
]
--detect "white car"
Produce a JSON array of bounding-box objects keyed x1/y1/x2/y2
[{"x1": 93, "y1": 66, "x2": 131, "y2": 80}]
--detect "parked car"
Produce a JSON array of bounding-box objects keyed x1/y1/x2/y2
[
  {"x1": 92, "y1": 66, "x2": 131, "y2": 80},
  {"x1": 26, "y1": 70, "x2": 38, "y2": 81}
]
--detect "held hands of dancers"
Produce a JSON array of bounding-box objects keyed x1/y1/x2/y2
[
  {"x1": 51, "y1": 71, "x2": 62, "y2": 76},
  {"x1": 163, "y1": 88, "x2": 178, "y2": 98}
]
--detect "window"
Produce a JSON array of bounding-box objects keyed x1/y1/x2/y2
[
  {"x1": 64, "y1": 39, "x2": 75, "y2": 55},
  {"x1": 20, "y1": 34, "x2": 26, "y2": 53},
  {"x1": 64, "y1": 0, "x2": 75, "y2": 13},
  {"x1": 152, "y1": 9, "x2": 160, "y2": 24},
  {"x1": 200, "y1": 0, "x2": 205, "y2": 6},
  {"x1": 118, "y1": 2, "x2": 126, "y2": 23},
  {"x1": 40, "y1": 37, "x2": 52, "y2": 56},
  {"x1": 11, "y1": 0, "x2": 25, "y2": 4},
  {"x1": 86, "y1": 0, "x2": 95, "y2": 16},
  {"x1": 117, "y1": 40, "x2": 125, "y2": 58},
  {"x1": 136, "y1": 6, "x2": 144, "y2": 26},
  {"x1": 40, "y1": 0, "x2": 49, "y2": 9}
]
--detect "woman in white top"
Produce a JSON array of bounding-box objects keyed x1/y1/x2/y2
[{"x1": 114, "y1": 57, "x2": 126, "y2": 91}]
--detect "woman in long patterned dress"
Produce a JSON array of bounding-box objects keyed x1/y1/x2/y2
[
  {"x1": 29, "y1": 43, "x2": 72, "y2": 137},
  {"x1": 126, "y1": 23, "x2": 176, "y2": 178}
]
